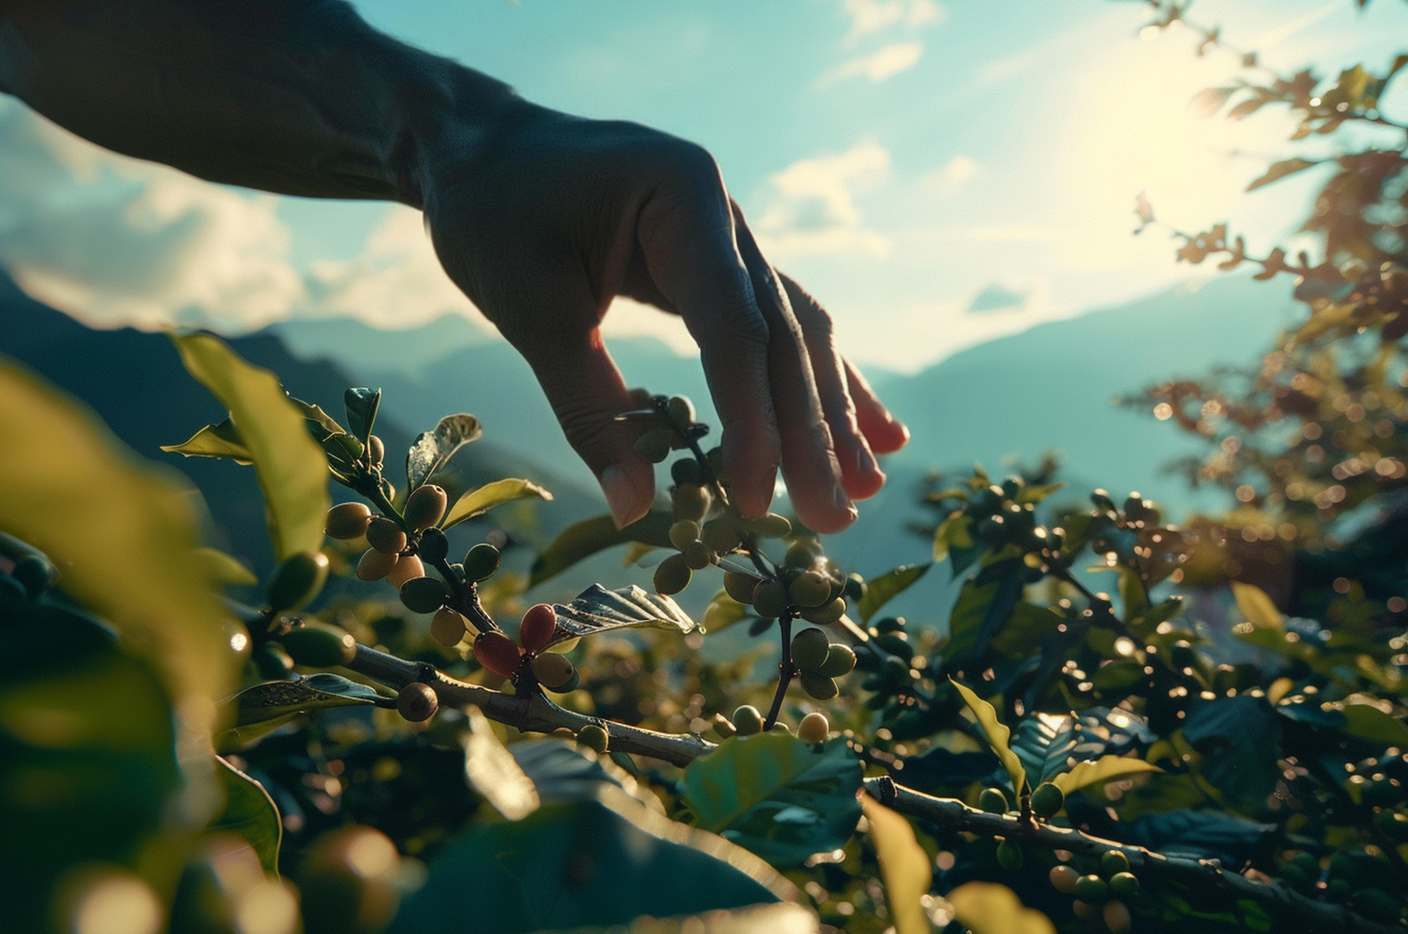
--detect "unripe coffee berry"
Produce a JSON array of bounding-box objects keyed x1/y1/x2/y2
[
  {"x1": 979, "y1": 787, "x2": 1009, "y2": 814},
  {"x1": 1074, "y1": 875, "x2": 1108, "y2": 903},
  {"x1": 531, "y1": 652, "x2": 577, "y2": 691},
  {"x1": 701, "y1": 518, "x2": 740, "y2": 553},
  {"x1": 799, "y1": 672, "x2": 838, "y2": 700},
  {"x1": 802, "y1": 598, "x2": 846, "y2": 624},
  {"x1": 683, "y1": 541, "x2": 714, "y2": 570},
  {"x1": 356, "y1": 548, "x2": 398, "y2": 581},
  {"x1": 267, "y1": 551, "x2": 329, "y2": 612},
  {"x1": 282, "y1": 622, "x2": 356, "y2": 668},
  {"x1": 462, "y1": 542, "x2": 501, "y2": 581},
  {"x1": 1030, "y1": 781, "x2": 1065, "y2": 819},
  {"x1": 404, "y1": 485, "x2": 448, "y2": 530},
  {"x1": 430, "y1": 608, "x2": 468, "y2": 647},
  {"x1": 385, "y1": 554, "x2": 425, "y2": 588},
  {"x1": 1101, "y1": 850, "x2": 1130, "y2": 877},
  {"x1": 788, "y1": 571, "x2": 832, "y2": 608},
  {"x1": 1108, "y1": 872, "x2": 1140, "y2": 898},
  {"x1": 473, "y1": 631, "x2": 523, "y2": 679},
  {"x1": 400, "y1": 577, "x2": 448, "y2": 614},
  {"x1": 819, "y1": 644, "x2": 857, "y2": 677},
  {"x1": 723, "y1": 571, "x2": 760, "y2": 604},
  {"x1": 653, "y1": 553, "x2": 692, "y2": 596},
  {"x1": 417, "y1": 527, "x2": 449, "y2": 564},
  {"x1": 325, "y1": 502, "x2": 372, "y2": 540},
  {"x1": 751, "y1": 579, "x2": 788, "y2": 618},
  {"x1": 1103, "y1": 900, "x2": 1132, "y2": 933},
  {"x1": 519, "y1": 604, "x2": 558, "y2": 654},
  {"x1": 1049, "y1": 865, "x2": 1079, "y2": 894},
  {"x1": 666, "y1": 395, "x2": 695, "y2": 427},
  {"x1": 633, "y1": 428, "x2": 674, "y2": 463},
  {"x1": 396, "y1": 682, "x2": 438, "y2": 722},
  {"x1": 366, "y1": 518, "x2": 407, "y2": 555},
  {"x1": 798, "y1": 711, "x2": 829, "y2": 743},
  {"x1": 668, "y1": 520, "x2": 700, "y2": 551},
  {"x1": 577, "y1": 723, "x2": 609, "y2": 754},
  {"x1": 367, "y1": 434, "x2": 384, "y2": 466},
  {"x1": 996, "y1": 839, "x2": 1023, "y2": 871},
  {"x1": 671, "y1": 484, "x2": 710, "y2": 522},
  {"x1": 732, "y1": 705, "x2": 764, "y2": 736},
  {"x1": 791, "y1": 627, "x2": 831, "y2": 671}
]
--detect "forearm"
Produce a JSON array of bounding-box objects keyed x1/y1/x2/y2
[{"x1": 0, "y1": 0, "x2": 519, "y2": 206}]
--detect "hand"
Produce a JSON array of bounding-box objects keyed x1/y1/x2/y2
[{"x1": 419, "y1": 104, "x2": 908, "y2": 532}]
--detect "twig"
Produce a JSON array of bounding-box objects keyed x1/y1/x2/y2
[{"x1": 763, "y1": 613, "x2": 795, "y2": 731}]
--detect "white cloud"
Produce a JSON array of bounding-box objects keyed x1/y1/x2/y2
[
  {"x1": 755, "y1": 141, "x2": 892, "y2": 258},
  {"x1": 820, "y1": 41, "x2": 924, "y2": 84},
  {"x1": 843, "y1": 0, "x2": 945, "y2": 42},
  {"x1": 921, "y1": 154, "x2": 979, "y2": 193}
]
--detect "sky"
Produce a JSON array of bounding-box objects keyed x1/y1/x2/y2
[{"x1": 2, "y1": 0, "x2": 1406, "y2": 372}]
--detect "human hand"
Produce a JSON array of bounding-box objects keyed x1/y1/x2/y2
[{"x1": 420, "y1": 104, "x2": 908, "y2": 532}]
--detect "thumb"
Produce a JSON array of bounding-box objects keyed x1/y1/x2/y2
[{"x1": 521, "y1": 327, "x2": 655, "y2": 528}]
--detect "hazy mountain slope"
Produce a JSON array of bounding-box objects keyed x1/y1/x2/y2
[{"x1": 264, "y1": 312, "x2": 487, "y2": 377}]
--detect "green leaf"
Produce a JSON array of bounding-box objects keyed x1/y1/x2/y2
[
  {"x1": 1231, "y1": 582, "x2": 1282, "y2": 630},
  {"x1": 172, "y1": 333, "x2": 329, "y2": 559},
  {"x1": 441, "y1": 478, "x2": 553, "y2": 531},
  {"x1": 1051, "y1": 755, "x2": 1162, "y2": 796},
  {"x1": 211, "y1": 755, "x2": 282, "y2": 875},
  {"x1": 1015, "y1": 482, "x2": 1065, "y2": 505},
  {"x1": 529, "y1": 511, "x2": 674, "y2": 587},
  {"x1": 193, "y1": 548, "x2": 257, "y2": 587},
  {"x1": 406, "y1": 413, "x2": 481, "y2": 491},
  {"x1": 461, "y1": 708, "x2": 538, "y2": 820},
  {"x1": 510, "y1": 738, "x2": 659, "y2": 811},
  {"x1": 682, "y1": 734, "x2": 862, "y2": 866},
  {"x1": 950, "y1": 679, "x2": 1025, "y2": 795},
  {"x1": 1340, "y1": 704, "x2": 1408, "y2": 746},
  {"x1": 861, "y1": 795, "x2": 932, "y2": 934},
  {"x1": 858, "y1": 563, "x2": 931, "y2": 622},
  {"x1": 161, "y1": 416, "x2": 252, "y2": 462},
  {"x1": 0, "y1": 359, "x2": 230, "y2": 711},
  {"x1": 1246, "y1": 157, "x2": 1320, "y2": 192},
  {"x1": 551, "y1": 584, "x2": 698, "y2": 646},
  {"x1": 932, "y1": 511, "x2": 973, "y2": 562},
  {"x1": 221, "y1": 673, "x2": 382, "y2": 749},
  {"x1": 702, "y1": 590, "x2": 751, "y2": 634},
  {"x1": 948, "y1": 883, "x2": 1054, "y2": 934},
  {"x1": 390, "y1": 787, "x2": 797, "y2": 933},
  {"x1": 287, "y1": 396, "x2": 346, "y2": 444},
  {"x1": 1011, "y1": 713, "x2": 1078, "y2": 786},
  {"x1": 945, "y1": 562, "x2": 1024, "y2": 663},
  {"x1": 343, "y1": 387, "x2": 381, "y2": 443}
]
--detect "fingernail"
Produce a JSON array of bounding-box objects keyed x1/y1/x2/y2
[
  {"x1": 600, "y1": 464, "x2": 648, "y2": 529},
  {"x1": 834, "y1": 482, "x2": 855, "y2": 518},
  {"x1": 855, "y1": 444, "x2": 880, "y2": 478}
]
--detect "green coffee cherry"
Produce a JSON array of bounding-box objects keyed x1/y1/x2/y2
[
  {"x1": 577, "y1": 723, "x2": 609, "y2": 754},
  {"x1": 1071, "y1": 900, "x2": 1098, "y2": 921},
  {"x1": 819, "y1": 644, "x2": 857, "y2": 677},
  {"x1": 666, "y1": 395, "x2": 695, "y2": 427},
  {"x1": 1074, "y1": 875, "x2": 1108, "y2": 903},
  {"x1": 634, "y1": 428, "x2": 674, "y2": 463},
  {"x1": 1103, "y1": 900, "x2": 1132, "y2": 933},
  {"x1": 752, "y1": 579, "x2": 789, "y2": 618},
  {"x1": 701, "y1": 517, "x2": 741, "y2": 553},
  {"x1": 723, "y1": 571, "x2": 760, "y2": 604},
  {"x1": 1108, "y1": 871, "x2": 1140, "y2": 899},
  {"x1": 400, "y1": 577, "x2": 448, "y2": 614},
  {"x1": 653, "y1": 553, "x2": 692, "y2": 595},
  {"x1": 417, "y1": 527, "x2": 449, "y2": 564},
  {"x1": 531, "y1": 652, "x2": 577, "y2": 691},
  {"x1": 784, "y1": 540, "x2": 819, "y2": 569},
  {"x1": 430, "y1": 608, "x2": 468, "y2": 647},
  {"x1": 670, "y1": 458, "x2": 703, "y2": 486},
  {"x1": 356, "y1": 548, "x2": 397, "y2": 581},
  {"x1": 404, "y1": 485, "x2": 448, "y2": 530},
  {"x1": 996, "y1": 839, "x2": 1023, "y2": 871},
  {"x1": 366, "y1": 517, "x2": 407, "y2": 555},
  {"x1": 367, "y1": 434, "x2": 384, "y2": 466},
  {"x1": 267, "y1": 551, "x2": 329, "y2": 612},
  {"x1": 298, "y1": 826, "x2": 400, "y2": 934},
  {"x1": 462, "y1": 543, "x2": 501, "y2": 581},
  {"x1": 791, "y1": 627, "x2": 831, "y2": 671},
  {"x1": 254, "y1": 643, "x2": 295, "y2": 680},
  {"x1": 732, "y1": 705, "x2": 764, "y2": 736},
  {"x1": 1101, "y1": 850, "x2": 1131, "y2": 877},
  {"x1": 325, "y1": 502, "x2": 373, "y2": 540},
  {"x1": 668, "y1": 520, "x2": 700, "y2": 551},
  {"x1": 788, "y1": 570, "x2": 832, "y2": 608},
  {"x1": 712, "y1": 713, "x2": 737, "y2": 739},
  {"x1": 743, "y1": 513, "x2": 792, "y2": 538},
  {"x1": 843, "y1": 573, "x2": 866, "y2": 601},
  {"x1": 769, "y1": 721, "x2": 792, "y2": 734},
  {"x1": 1030, "y1": 782, "x2": 1065, "y2": 819},
  {"x1": 802, "y1": 598, "x2": 846, "y2": 624},
  {"x1": 671, "y1": 483, "x2": 711, "y2": 521},
  {"x1": 683, "y1": 541, "x2": 714, "y2": 570},
  {"x1": 798, "y1": 711, "x2": 829, "y2": 743},
  {"x1": 799, "y1": 672, "x2": 838, "y2": 700},
  {"x1": 282, "y1": 622, "x2": 356, "y2": 668},
  {"x1": 396, "y1": 682, "x2": 438, "y2": 722},
  {"x1": 979, "y1": 787, "x2": 1009, "y2": 814},
  {"x1": 1049, "y1": 865, "x2": 1079, "y2": 894}
]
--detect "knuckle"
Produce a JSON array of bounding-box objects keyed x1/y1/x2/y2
[{"x1": 716, "y1": 303, "x2": 770, "y2": 348}]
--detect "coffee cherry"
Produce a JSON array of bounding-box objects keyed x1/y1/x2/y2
[
  {"x1": 723, "y1": 571, "x2": 761, "y2": 604},
  {"x1": 713, "y1": 713, "x2": 737, "y2": 738},
  {"x1": 519, "y1": 603, "x2": 558, "y2": 654},
  {"x1": 255, "y1": 643, "x2": 296, "y2": 679},
  {"x1": 670, "y1": 458, "x2": 703, "y2": 486},
  {"x1": 282, "y1": 622, "x2": 356, "y2": 668},
  {"x1": 802, "y1": 598, "x2": 846, "y2": 624},
  {"x1": 666, "y1": 395, "x2": 695, "y2": 427},
  {"x1": 732, "y1": 705, "x2": 764, "y2": 736},
  {"x1": 577, "y1": 723, "x2": 609, "y2": 754},
  {"x1": 634, "y1": 428, "x2": 674, "y2": 463},
  {"x1": 299, "y1": 826, "x2": 400, "y2": 934},
  {"x1": 418, "y1": 527, "x2": 449, "y2": 564},
  {"x1": 683, "y1": 541, "x2": 714, "y2": 570},
  {"x1": 668, "y1": 520, "x2": 700, "y2": 551},
  {"x1": 531, "y1": 652, "x2": 577, "y2": 691},
  {"x1": 843, "y1": 573, "x2": 866, "y2": 601},
  {"x1": 1071, "y1": 900, "x2": 1098, "y2": 921},
  {"x1": 462, "y1": 543, "x2": 501, "y2": 581},
  {"x1": 1030, "y1": 782, "x2": 1065, "y2": 819},
  {"x1": 325, "y1": 502, "x2": 373, "y2": 539},
  {"x1": 744, "y1": 513, "x2": 792, "y2": 538},
  {"x1": 1074, "y1": 874, "x2": 1108, "y2": 903},
  {"x1": 791, "y1": 627, "x2": 831, "y2": 671},
  {"x1": 798, "y1": 711, "x2": 830, "y2": 743},
  {"x1": 701, "y1": 517, "x2": 741, "y2": 553},
  {"x1": 784, "y1": 540, "x2": 820, "y2": 569},
  {"x1": 355, "y1": 548, "x2": 395, "y2": 581},
  {"x1": 430, "y1": 608, "x2": 468, "y2": 647},
  {"x1": 386, "y1": 554, "x2": 425, "y2": 588},
  {"x1": 653, "y1": 553, "x2": 692, "y2": 596},
  {"x1": 1103, "y1": 900, "x2": 1132, "y2": 933},
  {"x1": 770, "y1": 721, "x2": 792, "y2": 734},
  {"x1": 1108, "y1": 872, "x2": 1140, "y2": 899},
  {"x1": 671, "y1": 483, "x2": 711, "y2": 521},
  {"x1": 405, "y1": 485, "x2": 448, "y2": 530},
  {"x1": 267, "y1": 550, "x2": 329, "y2": 612},
  {"x1": 367, "y1": 434, "x2": 384, "y2": 466},
  {"x1": 396, "y1": 682, "x2": 438, "y2": 722},
  {"x1": 979, "y1": 787, "x2": 1009, "y2": 814},
  {"x1": 366, "y1": 517, "x2": 407, "y2": 555},
  {"x1": 1101, "y1": 850, "x2": 1131, "y2": 877},
  {"x1": 752, "y1": 579, "x2": 789, "y2": 618},
  {"x1": 400, "y1": 577, "x2": 448, "y2": 614},
  {"x1": 473, "y1": 631, "x2": 523, "y2": 679},
  {"x1": 996, "y1": 839, "x2": 1023, "y2": 871},
  {"x1": 819, "y1": 644, "x2": 857, "y2": 677},
  {"x1": 799, "y1": 671, "x2": 838, "y2": 699},
  {"x1": 788, "y1": 570, "x2": 832, "y2": 608},
  {"x1": 1049, "y1": 864, "x2": 1079, "y2": 894},
  {"x1": 627, "y1": 387, "x2": 654, "y2": 407}
]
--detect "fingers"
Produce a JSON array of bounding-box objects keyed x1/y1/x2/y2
[
  {"x1": 728, "y1": 211, "x2": 856, "y2": 533},
  {"x1": 779, "y1": 274, "x2": 886, "y2": 501},
  {"x1": 844, "y1": 357, "x2": 910, "y2": 454}
]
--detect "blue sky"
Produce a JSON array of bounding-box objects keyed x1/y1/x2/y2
[{"x1": 4, "y1": 0, "x2": 1406, "y2": 371}]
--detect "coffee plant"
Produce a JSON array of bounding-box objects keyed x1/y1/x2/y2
[{"x1": 1, "y1": 3, "x2": 1406, "y2": 932}]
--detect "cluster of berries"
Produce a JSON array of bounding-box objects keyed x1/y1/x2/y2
[{"x1": 1047, "y1": 849, "x2": 1139, "y2": 932}]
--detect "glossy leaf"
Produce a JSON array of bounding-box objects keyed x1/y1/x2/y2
[
  {"x1": 948, "y1": 883, "x2": 1054, "y2": 934},
  {"x1": 529, "y1": 511, "x2": 674, "y2": 586},
  {"x1": 406, "y1": 413, "x2": 482, "y2": 491},
  {"x1": 551, "y1": 583, "x2": 698, "y2": 645},
  {"x1": 1051, "y1": 755, "x2": 1162, "y2": 796},
  {"x1": 1340, "y1": 703, "x2": 1408, "y2": 746},
  {"x1": 441, "y1": 478, "x2": 553, "y2": 531},
  {"x1": 161, "y1": 416, "x2": 252, "y2": 462},
  {"x1": 211, "y1": 755, "x2": 282, "y2": 874},
  {"x1": 950, "y1": 679, "x2": 1025, "y2": 795},
  {"x1": 858, "y1": 563, "x2": 931, "y2": 622},
  {"x1": 226, "y1": 673, "x2": 381, "y2": 743},
  {"x1": 390, "y1": 786, "x2": 796, "y2": 933},
  {"x1": 861, "y1": 795, "x2": 932, "y2": 934},
  {"x1": 462, "y1": 708, "x2": 538, "y2": 820},
  {"x1": 193, "y1": 547, "x2": 258, "y2": 587},
  {"x1": 510, "y1": 738, "x2": 660, "y2": 811},
  {"x1": 343, "y1": 387, "x2": 381, "y2": 442},
  {"x1": 702, "y1": 590, "x2": 751, "y2": 634},
  {"x1": 946, "y1": 563, "x2": 1024, "y2": 662},
  {"x1": 1011, "y1": 713, "x2": 1078, "y2": 786},
  {"x1": 681, "y1": 734, "x2": 862, "y2": 866},
  {"x1": 1232, "y1": 581, "x2": 1282, "y2": 630},
  {"x1": 172, "y1": 333, "x2": 329, "y2": 559},
  {"x1": 932, "y1": 511, "x2": 973, "y2": 562}
]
